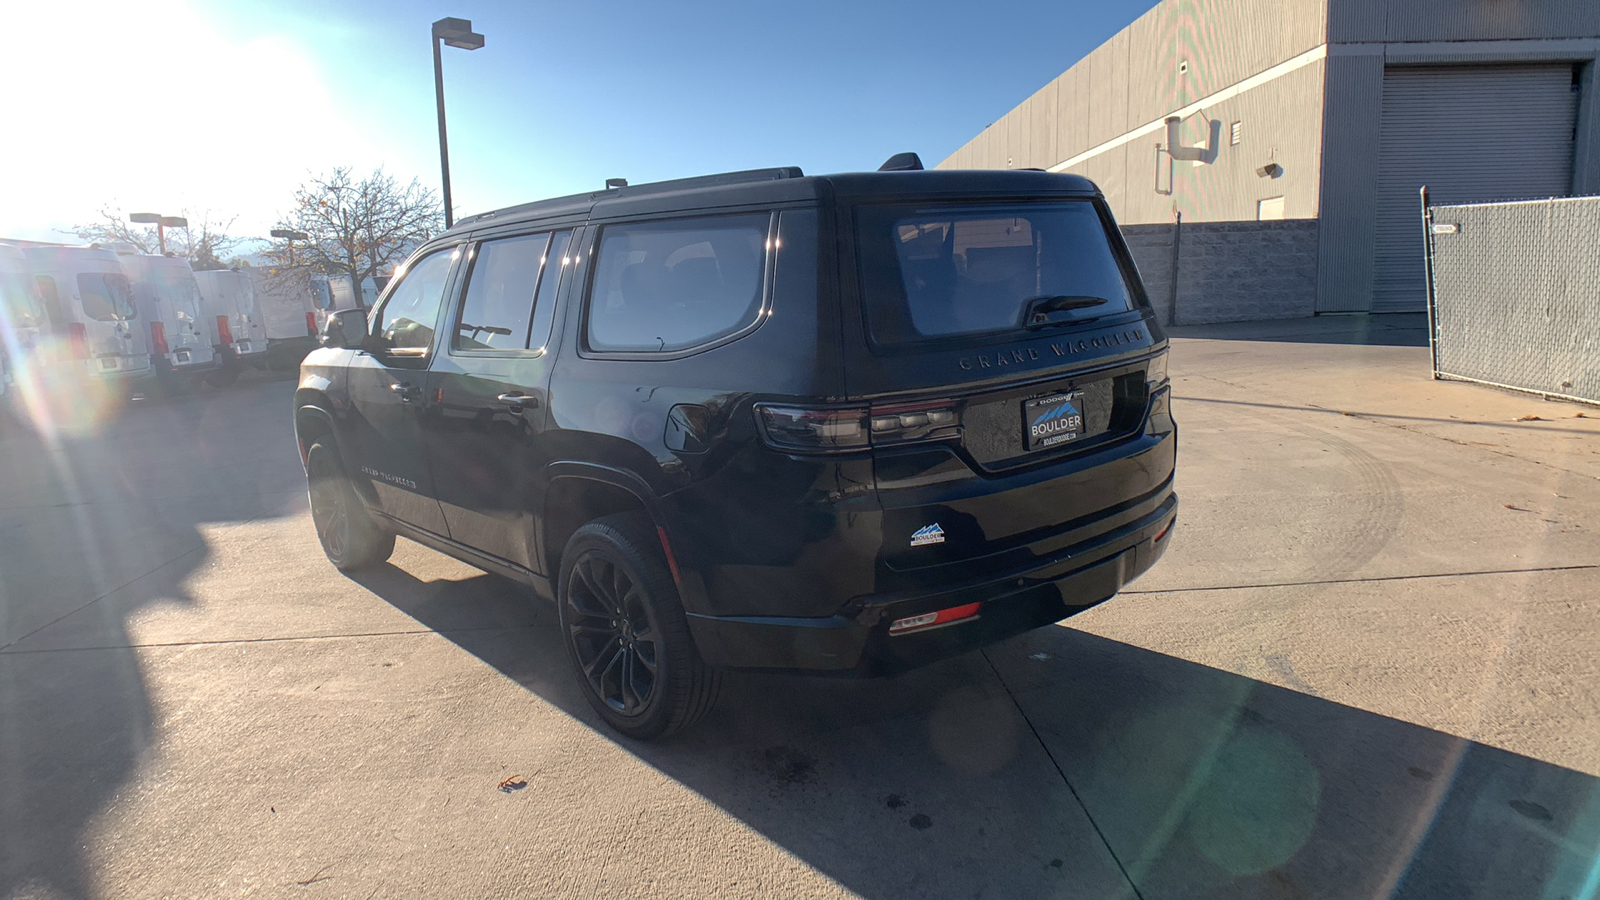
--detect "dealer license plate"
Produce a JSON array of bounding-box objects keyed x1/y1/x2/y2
[{"x1": 1023, "y1": 391, "x2": 1085, "y2": 451}]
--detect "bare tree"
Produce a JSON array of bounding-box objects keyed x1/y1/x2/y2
[
  {"x1": 265, "y1": 167, "x2": 443, "y2": 309},
  {"x1": 68, "y1": 208, "x2": 241, "y2": 270}
]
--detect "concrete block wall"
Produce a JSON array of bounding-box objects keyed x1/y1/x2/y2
[{"x1": 1122, "y1": 219, "x2": 1320, "y2": 324}]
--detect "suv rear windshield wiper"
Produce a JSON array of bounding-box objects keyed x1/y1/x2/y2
[{"x1": 1021, "y1": 294, "x2": 1109, "y2": 329}]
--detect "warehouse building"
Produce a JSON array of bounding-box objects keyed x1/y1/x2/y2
[{"x1": 939, "y1": 0, "x2": 1600, "y2": 322}]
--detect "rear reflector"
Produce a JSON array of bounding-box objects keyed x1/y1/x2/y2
[
  {"x1": 305, "y1": 311, "x2": 318, "y2": 337},
  {"x1": 149, "y1": 321, "x2": 168, "y2": 356},
  {"x1": 1153, "y1": 519, "x2": 1173, "y2": 543},
  {"x1": 888, "y1": 602, "x2": 982, "y2": 635},
  {"x1": 217, "y1": 315, "x2": 234, "y2": 348}
]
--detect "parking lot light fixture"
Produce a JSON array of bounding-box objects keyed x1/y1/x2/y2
[
  {"x1": 271, "y1": 229, "x2": 311, "y2": 268},
  {"x1": 431, "y1": 16, "x2": 485, "y2": 230},
  {"x1": 129, "y1": 212, "x2": 183, "y2": 255}
]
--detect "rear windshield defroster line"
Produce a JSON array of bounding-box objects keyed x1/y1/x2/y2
[{"x1": 856, "y1": 200, "x2": 1137, "y2": 348}]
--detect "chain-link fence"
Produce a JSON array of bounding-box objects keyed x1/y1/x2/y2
[{"x1": 1424, "y1": 193, "x2": 1600, "y2": 406}]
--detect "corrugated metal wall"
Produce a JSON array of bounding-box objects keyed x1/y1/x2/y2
[
  {"x1": 1329, "y1": 0, "x2": 1599, "y2": 43},
  {"x1": 1314, "y1": 51, "x2": 1385, "y2": 312},
  {"x1": 1372, "y1": 64, "x2": 1580, "y2": 312},
  {"x1": 941, "y1": 0, "x2": 1600, "y2": 317}
]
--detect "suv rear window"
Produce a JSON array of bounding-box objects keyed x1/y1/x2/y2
[
  {"x1": 586, "y1": 213, "x2": 769, "y2": 353},
  {"x1": 856, "y1": 201, "x2": 1136, "y2": 346}
]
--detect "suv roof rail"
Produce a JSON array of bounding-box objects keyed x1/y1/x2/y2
[{"x1": 455, "y1": 166, "x2": 806, "y2": 229}]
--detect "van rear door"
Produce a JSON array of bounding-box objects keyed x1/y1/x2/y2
[{"x1": 839, "y1": 196, "x2": 1173, "y2": 577}]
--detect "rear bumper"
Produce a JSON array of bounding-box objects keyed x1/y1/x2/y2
[
  {"x1": 153, "y1": 352, "x2": 221, "y2": 375},
  {"x1": 686, "y1": 489, "x2": 1176, "y2": 674}
]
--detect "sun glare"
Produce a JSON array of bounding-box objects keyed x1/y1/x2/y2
[{"x1": 0, "y1": 0, "x2": 384, "y2": 241}]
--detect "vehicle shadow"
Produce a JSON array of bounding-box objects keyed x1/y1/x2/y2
[
  {"x1": 0, "y1": 378, "x2": 302, "y2": 900},
  {"x1": 353, "y1": 563, "x2": 1600, "y2": 899}
]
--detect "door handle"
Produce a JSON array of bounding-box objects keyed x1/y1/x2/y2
[
  {"x1": 497, "y1": 392, "x2": 540, "y2": 410},
  {"x1": 390, "y1": 382, "x2": 420, "y2": 400}
]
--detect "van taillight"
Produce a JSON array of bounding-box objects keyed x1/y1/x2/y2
[
  {"x1": 68, "y1": 323, "x2": 88, "y2": 359},
  {"x1": 217, "y1": 315, "x2": 234, "y2": 347},
  {"x1": 150, "y1": 322, "x2": 168, "y2": 355},
  {"x1": 305, "y1": 312, "x2": 317, "y2": 337}
]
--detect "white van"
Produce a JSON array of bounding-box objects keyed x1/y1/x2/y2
[
  {"x1": 248, "y1": 266, "x2": 331, "y2": 341},
  {"x1": 193, "y1": 269, "x2": 268, "y2": 366},
  {"x1": 326, "y1": 273, "x2": 380, "y2": 310},
  {"x1": 114, "y1": 251, "x2": 219, "y2": 384},
  {"x1": 24, "y1": 245, "x2": 152, "y2": 389},
  {"x1": 0, "y1": 243, "x2": 48, "y2": 412}
]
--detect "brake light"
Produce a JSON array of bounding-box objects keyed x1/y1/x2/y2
[
  {"x1": 68, "y1": 323, "x2": 88, "y2": 359},
  {"x1": 889, "y1": 602, "x2": 982, "y2": 635},
  {"x1": 755, "y1": 405, "x2": 869, "y2": 453},
  {"x1": 150, "y1": 321, "x2": 168, "y2": 355},
  {"x1": 1146, "y1": 350, "x2": 1170, "y2": 389},
  {"x1": 217, "y1": 315, "x2": 234, "y2": 348},
  {"x1": 306, "y1": 311, "x2": 318, "y2": 337},
  {"x1": 755, "y1": 400, "x2": 963, "y2": 454}
]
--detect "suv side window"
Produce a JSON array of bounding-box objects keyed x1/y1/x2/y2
[
  {"x1": 452, "y1": 229, "x2": 573, "y2": 353},
  {"x1": 372, "y1": 247, "x2": 458, "y2": 358},
  {"x1": 586, "y1": 213, "x2": 769, "y2": 353}
]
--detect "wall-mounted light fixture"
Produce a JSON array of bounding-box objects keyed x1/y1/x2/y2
[{"x1": 1256, "y1": 163, "x2": 1284, "y2": 178}]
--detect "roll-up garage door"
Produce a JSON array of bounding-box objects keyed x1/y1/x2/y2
[{"x1": 1372, "y1": 65, "x2": 1578, "y2": 312}]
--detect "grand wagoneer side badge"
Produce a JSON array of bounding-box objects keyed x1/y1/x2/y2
[{"x1": 910, "y1": 524, "x2": 946, "y2": 547}]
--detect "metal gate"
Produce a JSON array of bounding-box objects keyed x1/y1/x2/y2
[{"x1": 1423, "y1": 191, "x2": 1600, "y2": 406}]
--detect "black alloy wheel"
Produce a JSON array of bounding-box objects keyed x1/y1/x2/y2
[
  {"x1": 565, "y1": 551, "x2": 660, "y2": 716},
  {"x1": 305, "y1": 440, "x2": 394, "y2": 571},
  {"x1": 557, "y1": 513, "x2": 720, "y2": 740}
]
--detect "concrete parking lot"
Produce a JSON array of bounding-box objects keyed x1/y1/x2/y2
[{"x1": 3, "y1": 316, "x2": 1598, "y2": 899}]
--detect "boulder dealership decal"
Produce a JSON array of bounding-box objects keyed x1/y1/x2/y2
[{"x1": 910, "y1": 524, "x2": 946, "y2": 547}]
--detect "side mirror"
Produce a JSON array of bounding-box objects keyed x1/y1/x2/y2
[{"x1": 320, "y1": 308, "x2": 369, "y2": 349}]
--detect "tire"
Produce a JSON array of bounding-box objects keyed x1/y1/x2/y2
[
  {"x1": 558, "y1": 513, "x2": 720, "y2": 740},
  {"x1": 306, "y1": 440, "x2": 395, "y2": 571}
]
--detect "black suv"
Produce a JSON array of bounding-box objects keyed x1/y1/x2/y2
[{"x1": 294, "y1": 161, "x2": 1177, "y2": 739}]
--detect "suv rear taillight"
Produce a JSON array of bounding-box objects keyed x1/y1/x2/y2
[
  {"x1": 217, "y1": 315, "x2": 234, "y2": 348},
  {"x1": 150, "y1": 322, "x2": 168, "y2": 355},
  {"x1": 755, "y1": 400, "x2": 963, "y2": 454},
  {"x1": 68, "y1": 323, "x2": 88, "y2": 359},
  {"x1": 756, "y1": 405, "x2": 869, "y2": 453},
  {"x1": 1146, "y1": 350, "x2": 1169, "y2": 390}
]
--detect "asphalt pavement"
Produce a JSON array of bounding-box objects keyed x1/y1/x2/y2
[{"x1": 2, "y1": 317, "x2": 1597, "y2": 899}]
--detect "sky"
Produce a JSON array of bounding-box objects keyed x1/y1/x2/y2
[{"x1": 0, "y1": 0, "x2": 1159, "y2": 246}]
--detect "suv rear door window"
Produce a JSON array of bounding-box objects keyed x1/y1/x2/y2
[
  {"x1": 587, "y1": 213, "x2": 769, "y2": 353},
  {"x1": 454, "y1": 233, "x2": 550, "y2": 351},
  {"x1": 856, "y1": 201, "x2": 1136, "y2": 346},
  {"x1": 76, "y1": 272, "x2": 137, "y2": 321},
  {"x1": 452, "y1": 229, "x2": 572, "y2": 353}
]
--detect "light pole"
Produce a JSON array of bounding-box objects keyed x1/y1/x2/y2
[
  {"x1": 270, "y1": 228, "x2": 309, "y2": 268},
  {"x1": 431, "y1": 17, "x2": 484, "y2": 230},
  {"x1": 129, "y1": 213, "x2": 188, "y2": 255}
]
